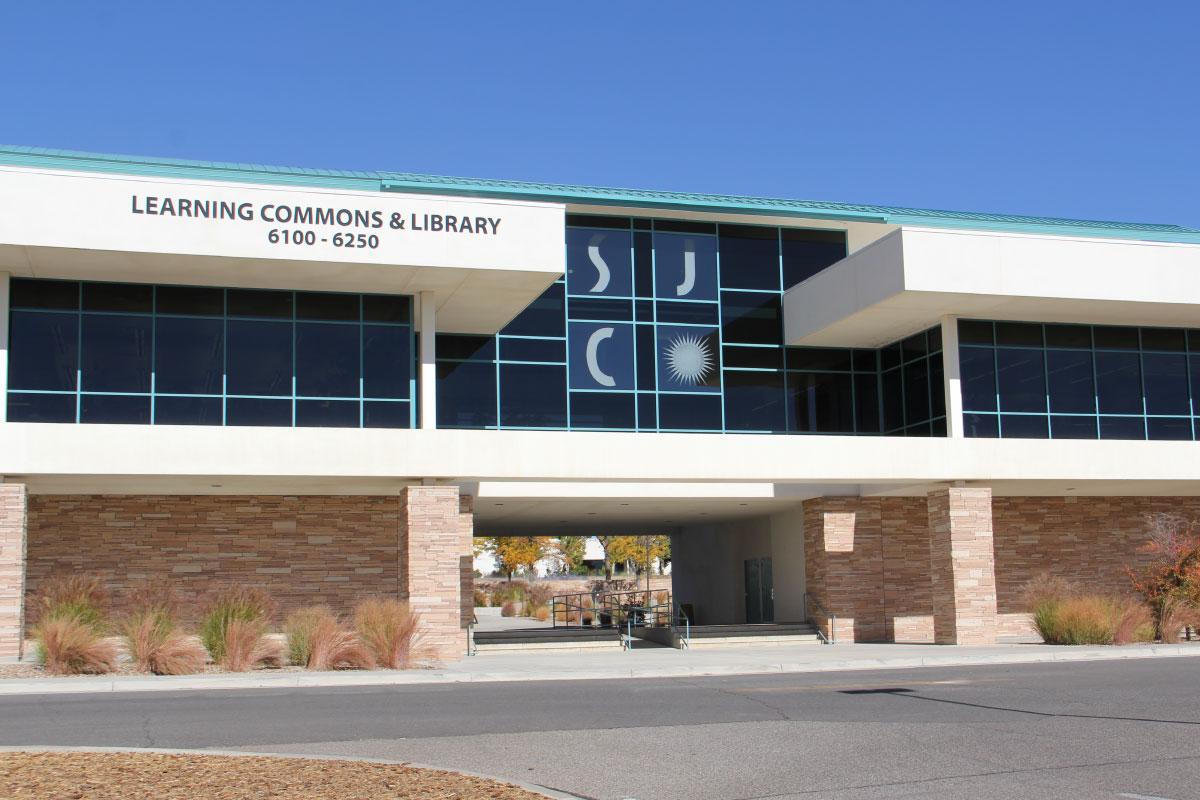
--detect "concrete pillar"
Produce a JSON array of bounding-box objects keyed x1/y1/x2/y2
[
  {"x1": 927, "y1": 487, "x2": 998, "y2": 644},
  {"x1": 399, "y1": 485, "x2": 472, "y2": 662},
  {"x1": 0, "y1": 483, "x2": 28, "y2": 659},
  {"x1": 802, "y1": 497, "x2": 884, "y2": 643},
  {"x1": 1, "y1": 273, "x2": 10, "y2": 423},
  {"x1": 418, "y1": 292, "x2": 437, "y2": 430},
  {"x1": 940, "y1": 315, "x2": 964, "y2": 438}
]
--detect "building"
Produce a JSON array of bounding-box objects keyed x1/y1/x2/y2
[{"x1": 1, "y1": 145, "x2": 1199, "y2": 661}]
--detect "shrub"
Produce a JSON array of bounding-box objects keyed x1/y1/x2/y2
[
  {"x1": 120, "y1": 610, "x2": 207, "y2": 675},
  {"x1": 33, "y1": 616, "x2": 119, "y2": 675},
  {"x1": 220, "y1": 618, "x2": 281, "y2": 672},
  {"x1": 285, "y1": 605, "x2": 374, "y2": 671},
  {"x1": 1159, "y1": 598, "x2": 1200, "y2": 643},
  {"x1": 32, "y1": 574, "x2": 108, "y2": 631},
  {"x1": 1030, "y1": 594, "x2": 1156, "y2": 646},
  {"x1": 526, "y1": 583, "x2": 555, "y2": 608},
  {"x1": 1111, "y1": 597, "x2": 1155, "y2": 646},
  {"x1": 534, "y1": 605, "x2": 551, "y2": 622},
  {"x1": 199, "y1": 585, "x2": 275, "y2": 664},
  {"x1": 473, "y1": 588, "x2": 489, "y2": 608},
  {"x1": 353, "y1": 596, "x2": 423, "y2": 669},
  {"x1": 489, "y1": 581, "x2": 528, "y2": 608},
  {"x1": 1019, "y1": 573, "x2": 1078, "y2": 610},
  {"x1": 1127, "y1": 513, "x2": 1200, "y2": 633},
  {"x1": 500, "y1": 601, "x2": 517, "y2": 618},
  {"x1": 655, "y1": 591, "x2": 671, "y2": 607}
]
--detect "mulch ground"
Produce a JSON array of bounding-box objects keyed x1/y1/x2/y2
[{"x1": 0, "y1": 751, "x2": 550, "y2": 800}]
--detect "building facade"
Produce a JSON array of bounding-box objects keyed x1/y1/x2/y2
[{"x1": 2, "y1": 146, "x2": 1199, "y2": 660}]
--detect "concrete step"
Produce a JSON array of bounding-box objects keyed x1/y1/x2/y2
[{"x1": 684, "y1": 634, "x2": 822, "y2": 648}]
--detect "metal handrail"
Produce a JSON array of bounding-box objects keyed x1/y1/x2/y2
[{"x1": 803, "y1": 592, "x2": 838, "y2": 645}]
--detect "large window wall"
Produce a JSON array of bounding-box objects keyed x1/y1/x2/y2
[
  {"x1": 6, "y1": 279, "x2": 414, "y2": 427},
  {"x1": 960, "y1": 320, "x2": 1200, "y2": 440},
  {"x1": 436, "y1": 214, "x2": 944, "y2": 435}
]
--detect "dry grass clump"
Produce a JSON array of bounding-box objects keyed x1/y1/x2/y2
[
  {"x1": 1021, "y1": 574, "x2": 1155, "y2": 646},
  {"x1": 221, "y1": 618, "x2": 282, "y2": 672},
  {"x1": 285, "y1": 605, "x2": 374, "y2": 671},
  {"x1": 534, "y1": 605, "x2": 551, "y2": 622},
  {"x1": 655, "y1": 591, "x2": 671, "y2": 606},
  {"x1": 353, "y1": 597, "x2": 423, "y2": 669},
  {"x1": 500, "y1": 601, "x2": 517, "y2": 617},
  {"x1": 31, "y1": 574, "x2": 108, "y2": 630},
  {"x1": 199, "y1": 585, "x2": 275, "y2": 665},
  {"x1": 32, "y1": 616, "x2": 119, "y2": 675},
  {"x1": 1159, "y1": 598, "x2": 1200, "y2": 643},
  {"x1": 120, "y1": 611, "x2": 207, "y2": 675},
  {"x1": 473, "y1": 588, "x2": 489, "y2": 607}
]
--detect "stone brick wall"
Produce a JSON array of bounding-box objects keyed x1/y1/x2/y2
[
  {"x1": 803, "y1": 498, "x2": 885, "y2": 643},
  {"x1": 928, "y1": 488, "x2": 998, "y2": 645},
  {"x1": 399, "y1": 486, "x2": 473, "y2": 663},
  {"x1": 25, "y1": 495, "x2": 402, "y2": 625},
  {"x1": 0, "y1": 484, "x2": 28, "y2": 659},
  {"x1": 879, "y1": 498, "x2": 935, "y2": 643}
]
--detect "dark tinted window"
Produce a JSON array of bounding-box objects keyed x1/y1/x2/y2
[
  {"x1": 1095, "y1": 351, "x2": 1142, "y2": 414},
  {"x1": 781, "y1": 228, "x2": 846, "y2": 288},
  {"x1": 155, "y1": 396, "x2": 222, "y2": 425},
  {"x1": 1046, "y1": 350, "x2": 1094, "y2": 414},
  {"x1": 227, "y1": 320, "x2": 292, "y2": 395},
  {"x1": 720, "y1": 293, "x2": 781, "y2": 344},
  {"x1": 296, "y1": 292, "x2": 359, "y2": 322},
  {"x1": 7, "y1": 393, "x2": 76, "y2": 422},
  {"x1": 156, "y1": 286, "x2": 224, "y2": 316},
  {"x1": 226, "y1": 397, "x2": 292, "y2": 426},
  {"x1": 658, "y1": 393, "x2": 721, "y2": 431},
  {"x1": 10, "y1": 279, "x2": 78, "y2": 310},
  {"x1": 80, "y1": 394, "x2": 150, "y2": 424},
  {"x1": 227, "y1": 289, "x2": 293, "y2": 318},
  {"x1": 723, "y1": 371, "x2": 786, "y2": 432},
  {"x1": 80, "y1": 315, "x2": 152, "y2": 393},
  {"x1": 82, "y1": 282, "x2": 153, "y2": 313},
  {"x1": 996, "y1": 348, "x2": 1046, "y2": 413},
  {"x1": 501, "y1": 283, "x2": 565, "y2": 337},
  {"x1": 8, "y1": 311, "x2": 78, "y2": 391},
  {"x1": 296, "y1": 323, "x2": 359, "y2": 397},
  {"x1": 363, "y1": 326, "x2": 411, "y2": 398},
  {"x1": 155, "y1": 317, "x2": 224, "y2": 394},
  {"x1": 364, "y1": 401, "x2": 411, "y2": 428},
  {"x1": 718, "y1": 225, "x2": 780, "y2": 291},
  {"x1": 1142, "y1": 353, "x2": 1189, "y2": 415},
  {"x1": 789, "y1": 372, "x2": 854, "y2": 433},
  {"x1": 499, "y1": 364, "x2": 567, "y2": 428},
  {"x1": 296, "y1": 399, "x2": 360, "y2": 427},
  {"x1": 437, "y1": 361, "x2": 496, "y2": 427},
  {"x1": 569, "y1": 392, "x2": 636, "y2": 429}
]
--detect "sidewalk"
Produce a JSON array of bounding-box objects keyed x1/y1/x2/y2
[{"x1": 2, "y1": 640, "x2": 1198, "y2": 695}]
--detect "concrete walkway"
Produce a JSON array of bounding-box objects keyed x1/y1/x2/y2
[{"x1": 2, "y1": 640, "x2": 1199, "y2": 695}]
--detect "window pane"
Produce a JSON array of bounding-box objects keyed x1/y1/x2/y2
[
  {"x1": 296, "y1": 292, "x2": 359, "y2": 322},
  {"x1": 156, "y1": 285, "x2": 224, "y2": 316},
  {"x1": 82, "y1": 282, "x2": 152, "y2": 312},
  {"x1": 80, "y1": 315, "x2": 152, "y2": 393},
  {"x1": 786, "y1": 348, "x2": 852, "y2": 371},
  {"x1": 227, "y1": 289, "x2": 292, "y2": 318},
  {"x1": 723, "y1": 371, "x2": 786, "y2": 432},
  {"x1": 362, "y1": 294, "x2": 410, "y2": 323},
  {"x1": 296, "y1": 399, "x2": 360, "y2": 427},
  {"x1": 995, "y1": 322, "x2": 1042, "y2": 347},
  {"x1": 996, "y1": 348, "x2": 1045, "y2": 413},
  {"x1": 1094, "y1": 326, "x2": 1138, "y2": 350},
  {"x1": 363, "y1": 325, "x2": 411, "y2": 399},
  {"x1": 1044, "y1": 324, "x2": 1091, "y2": 348},
  {"x1": 1148, "y1": 418, "x2": 1192, "y2": 441},
  {"x1": 964, "y1": 413, "x2": 999, "y2": 438},
  {"x1": 10, "y1": 279, "x2": 78, "y2": 310},
  {"x1": 227, "y1": 320, "x2": 292, "y2": 396},
  {"x1": 8, "y1": 311, "x2": 78, "y2": 391},
  {"x1": 567, "y1": 228, "x2": 632, "y2": 297},
  {"x1": 960, "y1": 346, "x2": 998, "y2": 412},
  {"x1": 655, "y1": 301, "x2": 719, "y2": 326},
  {"x1": 720, "y1": 293, "x2": 781, "y2": 345},
  {"x1": 1000, "y1": 414, "x2": 1048, "y2": 438},
  {"x1": 226, "y1": 398, "x2": 291, "y2": 426},
  {"x1": 7, "y1": 393, "x2": 75, "y2": 423},
  {"x1": 502, "y1": 283, "x2": 564, "y2": 337},
  {"x1": 633, "y1": 231, "x2": 653, "y2": 298},
  {"x1": 155, "y1": 317, "x2": 223, "y2": 394},
  {"x1": 436, "y1": 335, "x2": 495, "y2": 361},
  {"x1": 364, "y1": 401, "x2": 411, "y2": 428},
  {"x1": 718, "y1": 225, "x2": 779, "y2": 291},
  {"x1": 1141, "y1": 328, "x2": 1186, "y2": 351},
  {"x1": 1050, "y1": 415, "x2": 1097, "y2": 439},
  {"x1": 1143, "y1": 353, "x2": 1189, "y2": 415},
  {"x1": 499, "y1": 364, "x2": 567, "y2": 427},
  {"x1": 658, "y1": 393, "x2": 721, "y2": 431},
  {"x1": 1095, "y1": 351, "x2": 1142, "y2": 414},
  {"x1": 437, "y1": 361, "x2": 496, "y2": 427},
  {"x1": 499, "y1": 337, "x2": 564, "y2": 363},
  {"x1": 881, "y1": 369, "x2": 904, "y2": 432},
  {"x1": 570, "y1": 392, "x2": 636, "y2": 429},
  {"x1": 637, "y1": 393, "x2": 657, "y2": 429},
  {"x1": 789, "y1": 372, "x2": 853, "y2": 433},
  {"x1": 80, "y1": 394, "x2": 150, "y2": 424},
  {"x1": 296, "y1": 323, "x2": 358, "y2": 398},
  {"x1": 957, "y1": 320, "x2": 993, "y2": 345},
  {"x1": 901, "y1": 332, "x2": 928, "y2": 361},
  {"x1": 654, "y1": 233, "x2": 718, "y2": 301},
  {"x1": 724, "y1": 346, "x2": 783, "y2": 370},
  {"x1": 636, "y1": 325, "x2": 656, "y2": 390},
  {"x1": 855, "y1": 373, "x2": 880, "y2": 433},
  {"x1": 1100, "y1": 416, "x2": 1145, "y2": 440},
  {"x1": 903, "y1": 360, "x2": 930, "y2": 426},
  {"x1": 930, "y1": 359, "x2": 945, "y2": 419},
  {"x1": 568, "y1": 296, "x2": 633, "y2": 321},
  {"x1": 155, "y1": 396, "x2": 222, "y2": 425},
  {"x1": 1046, "y1": 350, "x2": 1095, "y2": 414},
  {"x1": 781, "y1": 228, "x2": 845, "y2": 289}
]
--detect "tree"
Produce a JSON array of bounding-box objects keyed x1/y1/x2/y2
[
  {"x1": 552, "y1": 536, "x2": 587, "y2": 575},
  {"x1": 594, "y1": 536, "x2": 622, "y2": 581},
  {"x1": 1127, "y1": 513, "x2": 1200, "y2": 614},
  {"x1": 475, "y1": 536, "x2": 552, "y2": 580}
]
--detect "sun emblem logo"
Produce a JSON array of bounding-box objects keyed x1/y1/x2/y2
[{"x1": 664, "y1": 333, "x2": 713, "y2": 385}]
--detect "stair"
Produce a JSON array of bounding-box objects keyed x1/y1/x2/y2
[
  {"x1": 472, "y1": 627, "x2": 623, "y2": 652},
  {"x1": 682, "y1": 622, "x2": 822, "y2": 648}
]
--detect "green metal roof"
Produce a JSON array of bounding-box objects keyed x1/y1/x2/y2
[{"x1": 3, "y1": 144, "x2": 1198, "y2": 243}]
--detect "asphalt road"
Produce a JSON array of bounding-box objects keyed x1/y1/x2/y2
[{"x1": 3, "y1": 659, "x2": 1199, "y2": 800}]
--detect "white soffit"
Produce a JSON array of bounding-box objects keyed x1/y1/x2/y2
[
  {"x1": 784, "y1": 227, "x2": 1200, "y2": 348},
  {"x1": 0, "y1": 166, "x2": 566, "y2": 335}
]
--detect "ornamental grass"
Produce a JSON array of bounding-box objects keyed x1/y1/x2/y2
[
  {"x1": 284, "y1": 605, "x2": 374, "y2": 671},
  {"x1": 353, "y1": 596, "x2": 423, "y2": 669},
  {"x1": 120, "y1": 610, "x2": 207, "y2": 675},
  {"x1": 220, "y1": 618, "x2": 282, "y2": 672},
  {"x1": 198, "y1": 584, "x2": 275, "y2": 665},
  {"x1": 33, "y1": 615, "x2": 120, "y2": 675}
]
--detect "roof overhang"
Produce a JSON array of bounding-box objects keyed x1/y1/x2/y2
[{"x1": 784, "y1": 227, "x2": 1200, "y2": 347}]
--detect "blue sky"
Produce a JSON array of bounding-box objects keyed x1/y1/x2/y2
[{"x1": 2, "y1": 1, "x2": 1196, "y2": 227}]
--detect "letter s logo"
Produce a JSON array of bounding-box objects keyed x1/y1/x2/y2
[
  {"x1": 585, "y1": 327, "x2": 616, "y2": 387},
  {"x1": 588, "y1": 233, "x2": 611, "y2": 293}
]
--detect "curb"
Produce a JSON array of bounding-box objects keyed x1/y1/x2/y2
[
  {"x1": 0, "y1": 745, "x2": 588, "y2": 800},
  {"x1": 0, "y1": 643, "x2": 1197, "y2": 696}
]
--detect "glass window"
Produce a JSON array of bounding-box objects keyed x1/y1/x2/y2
[
  {"x1": 720, "y1": 293, "x2": 781, "y2": 345},
  {"x1": 637, "y1": 393, "x2": 657, "y2": 429},
  {"x1": 80, "y1": 315, "x2": 152, "y2": 393},
  {"x1": 156, "y1": 286, "x2": 224, "y2": 316},
  {"x1": 1141, "y1": 328, "x2": 1186, "y2": 351},
  {"x1": 80, "y1": 394, "x2": 150, "y2": 424},
  {"x1": 155, "y1": 317, "x2": 223, "y2": 395},
  {"x1": 10, "y1": 279, "x2": 78, "y2": 310},
  {"x1": 881, "y1": 369, "x2": 904, "y2": 432},
  {"x1": 500, "y1": 364, "x2": 567, "y2": 427},
  {"x1": 82, "y1": 283, "x2": 152, "y2": 313},
  {"x1": 1044, "y1": 324, "x2": 1091, "y2": 348},
  {"x1": 296, "y1": 399, "x2": 360, "y2": 427},
  {"x1": 996, "y1": 348, "x2": 1046, "y2": 413},
  {"x1": 658, "y1": 393, "x2": 721, "y2": 431},
  {"x1": 7, "y1": 393, "x2": 76, "y2": 423},
  {"x1": 901, "y1": 332, "x2": 928, "y2": 361},
  {"x1": 565, "y1": 214, "x2": 629, "y2": 229},
  {"x1": 296, "y1": 323, "x2": 359, "y2": 397},
  {"x1": 155, "y1": 396, "x2": 221, "y2": 425},
  {"x1": 499, "y1": 337, "x2": 565, "y2": 363},
  {"x1": 436, "y1": 335, "x2": 495, "y2": 361},
  {"x1": 1050, "y1": 415, "x2": 1097, "y2": 439},
  {"x1": 718, "y1": 225, "x2": 779, "y2": 291},
  {"x1": 226, "y1": 397, "x2": 292, "y2": 426},
  {"x1": 362, "y1": 294, "x2": 410, "y2": 323},
  {"x1": 567, "y1": 228, "x2": 632, "y2": 297},
  {"x1": 570, "y1": 392, "x2": 636, "y2": 429},
  {"x1": 296, "y1": 292, "x2": 359, "y2": 322},
  {"x1": 363, "y1": 325, "x2": 411, "y2": 398},
  {"x1": 959, "y1": 347, "x2": 999, "y2": 411},
  {"x1": 635, "y1": 299, "x2": 655, "y2": 322},
  {"x1": 995, "y1": 322, "x2": 1042, "y2": 347},
  {"x1": 964, "y1": 413, "x2": 999, "y2": 438},
  {"x1": 568, "y1": 296, "x2": 633, "y2": 322},
  {"x1": 1148, "y1": 418, "x2": 1192, "y2": 441},
  {"x1": 656, "y1": 326, "x2": 721, "y2": 393},
  {"x1": 930, "y1": 359, "x2": 946, "y2": 419},
  {"x1": 1046, "y1": 350, "x2": 1095, "y2": 414},
  {"x1": 957, "y1": 320, "x2": 994, "y2": 345},
  {"x1": 227, "y1": 289, "x2": 293, "y2": 318},
  {"x1": 636, "y1": 325, "x2": 657, "y2": 390},
  {"x1": 1142, "y1": 353, "x2": 1189, "y2": 415},
  {"x1": 723, "y1": 371, "x2": 786, "y2": 432},
  {"x1": 502, "y1": 283, "x2": 564, "y2": 338},
  {"x1": 1000, "y1": 414, "x2": 1048, "y2": 438},
  {"x1": 781, "y1": 228, "x2": 846, "y2": 289},
  {"x1": 364, "y1": 401, "x2": 411, "y2": 428},
  {"x1": 1099, "y1": 416, "x2": 1145, "y2": 440},
  {"x1": 633, "y1": 231, "x2": 654, "y2": 298},
  {"x1": 654, "y1": 233, "x2": 717, "y2": 301},
  {"x1": 655, "y1": 301, "x2": 719, "y2": 326},
  {"x1": 854, "y1": 373, "x2": 880, "y2": 433},
  {"x1": 1094, "y1": 326, "x2": 1139, "y2": 350},
  {"x1": 227, "y1": 320, "x2": 292, "y2": 396},
  {"x1": 8, "y1": 311, "x2": 78, "y2": 391},
  {"x1": 724, "y1": 346, "x2": 783, "y2": 370},
  {"x1": 786, "y1": 348, "x2": 852, "y2": 371},
  {"x1": 569, "y1": 322, "x2": 634, "y2": 391},
  {"x1": 1095, "y1": 351, "x2": 1142, "y2": 414},
  {"x1": 437, "y1": 361, "x2": 496, "y2": 427},
  {"x1": 789, "y1": 372, "x2": 854, "y2": 433},
  {"x1": 903, "y1": 360, "x2": 930, "y2": 426}
]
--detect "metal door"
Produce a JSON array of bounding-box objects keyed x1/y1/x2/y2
[
  {"x1": 761, "y1": 556, "x2": 774, "y2": 623},
  {"x1": 744, "y1": 558, "x2": 762, "y2": 624}
]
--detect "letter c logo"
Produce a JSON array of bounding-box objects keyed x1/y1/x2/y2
[{"x1": 585, "y1": 327, "x2": 616, "y2": 387}]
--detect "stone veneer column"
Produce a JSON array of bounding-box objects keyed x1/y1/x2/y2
[
  {"x1": 0, "y1": 484, "x2": 29, "y2": 659},
  {"x1": 399, "y1": 486, "x2": 473, "y2": 662},
  {"x1": 927, "y1": 487, "x2": 998, "y2": 644}
]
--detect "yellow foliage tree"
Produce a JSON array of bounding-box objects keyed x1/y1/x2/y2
[{"x1": 476, "y1": 536, "x2": 552, "y2": 580}]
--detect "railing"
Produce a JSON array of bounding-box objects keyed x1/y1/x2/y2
[
  {"x1": 803, "y1": 592, "x2": 838, "y2": 645},
  {"x1": 551, "y1": 589, "x2": 687, "y2": 649}
]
